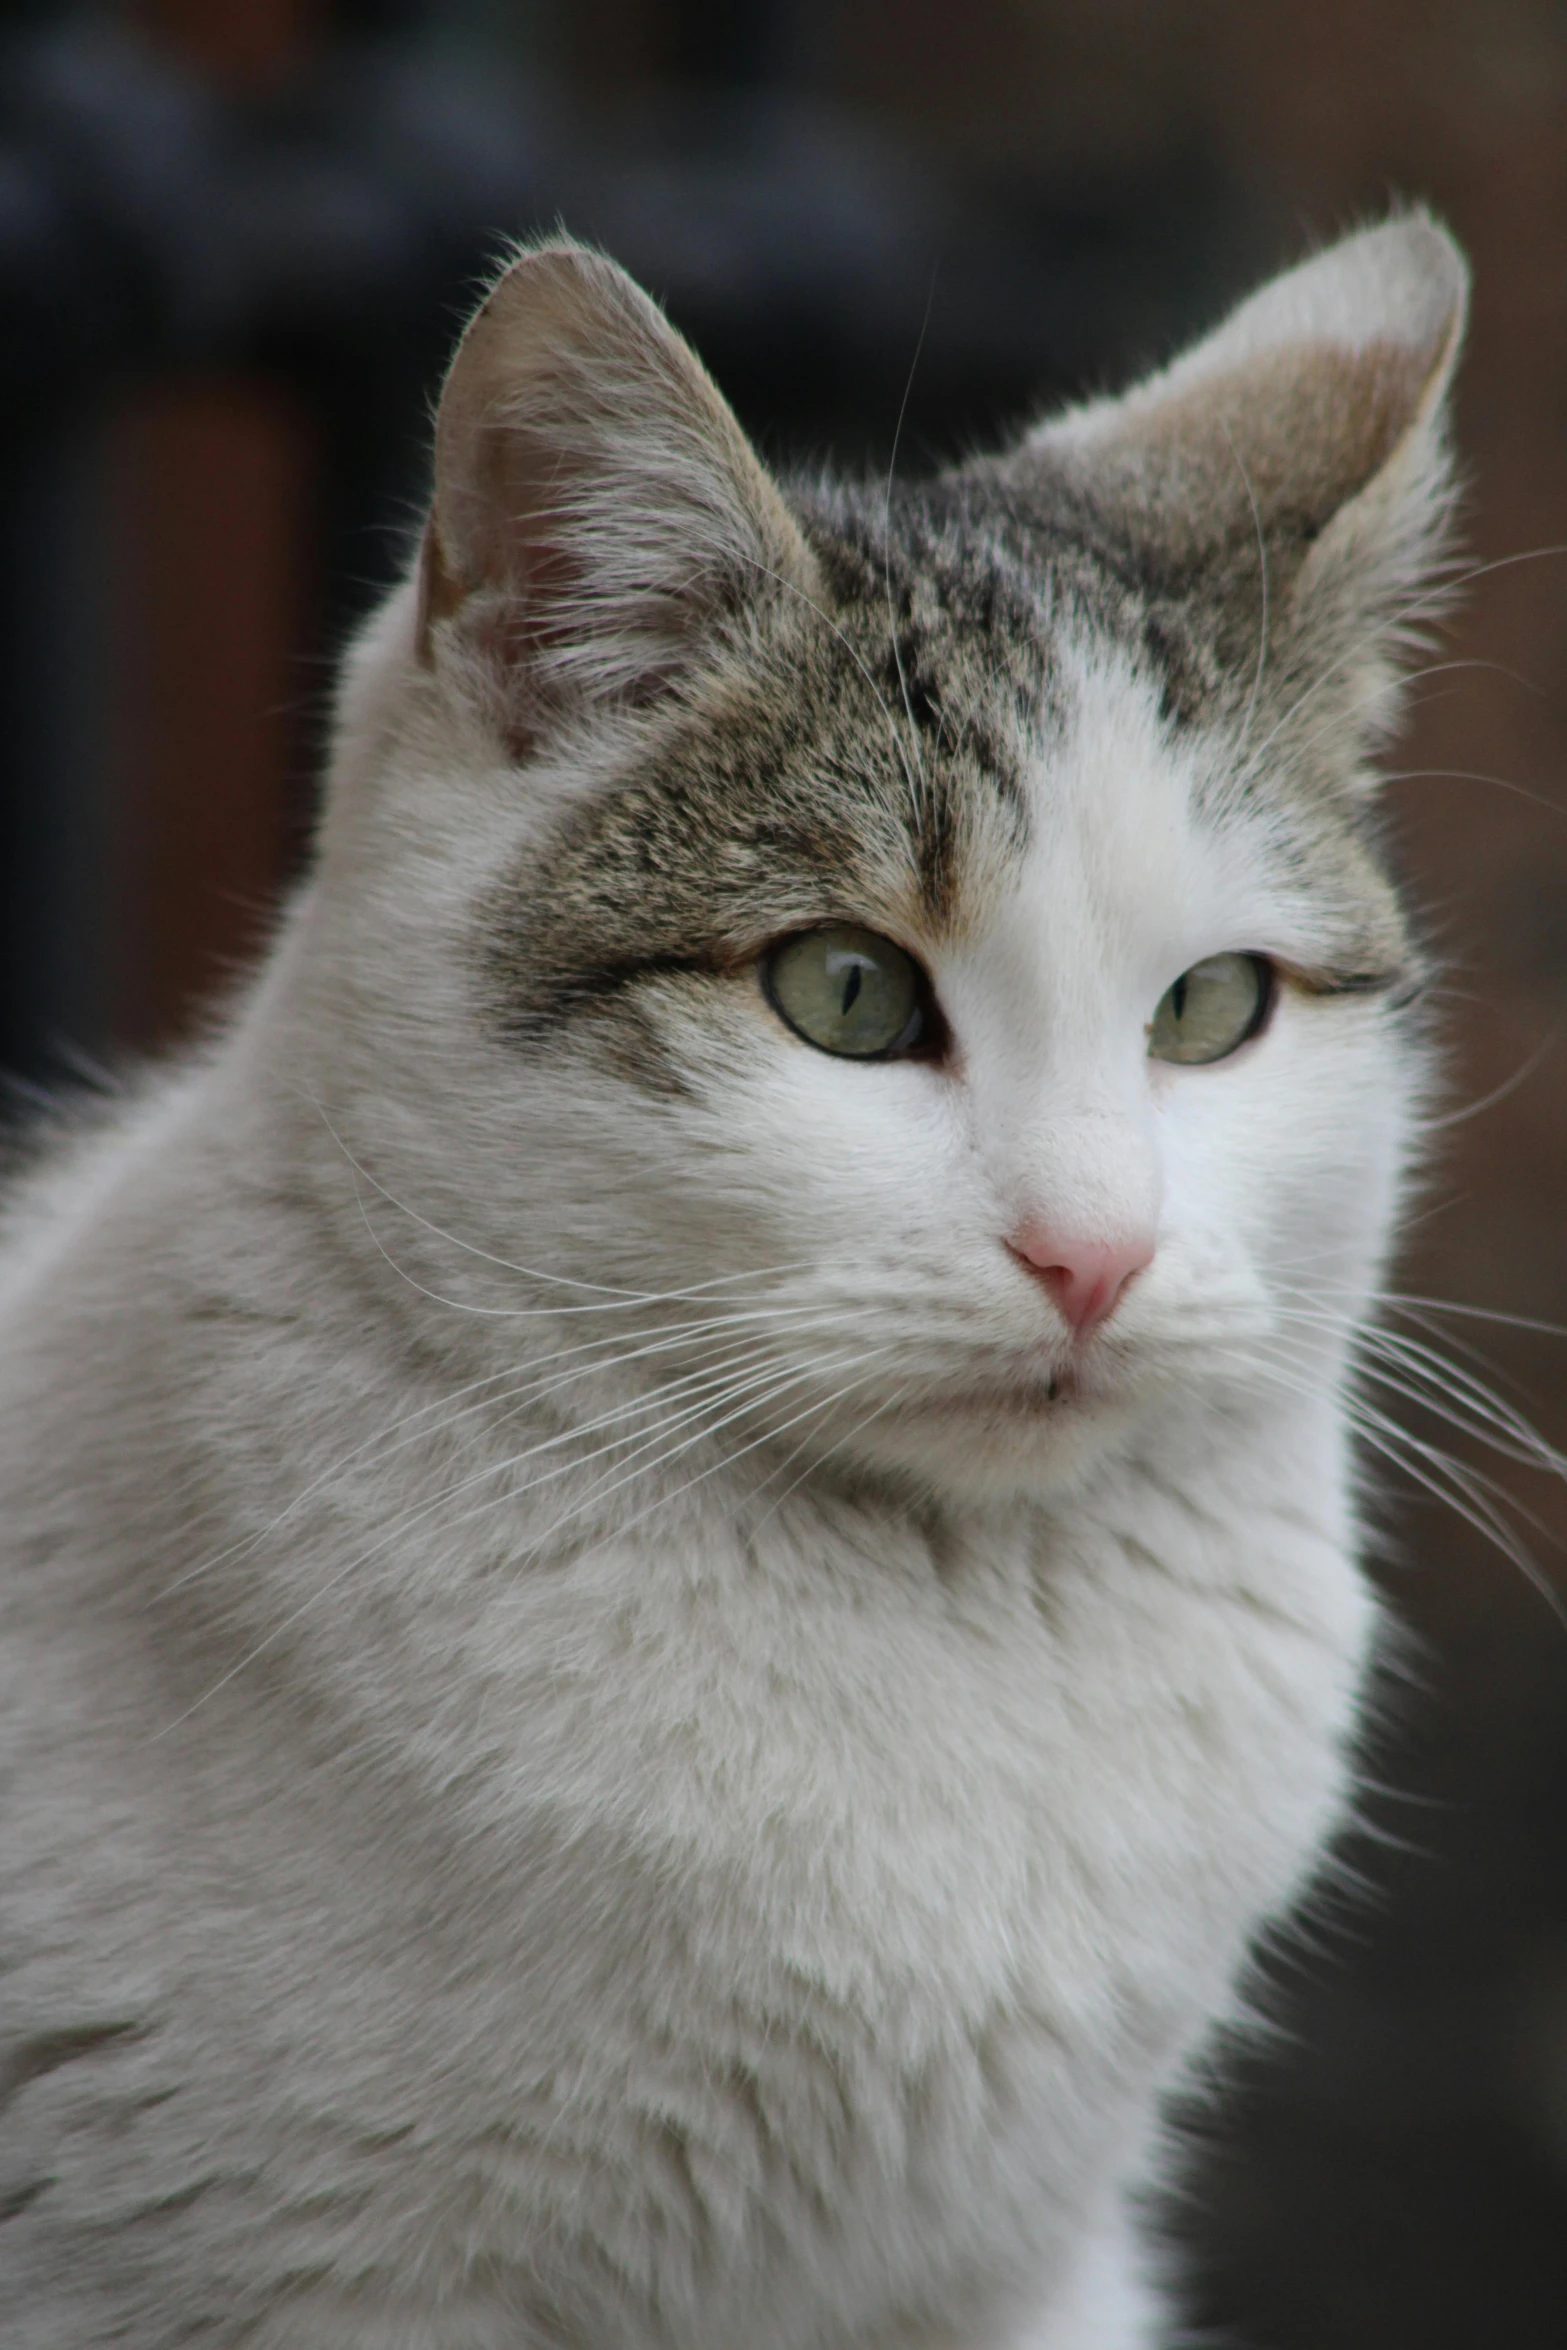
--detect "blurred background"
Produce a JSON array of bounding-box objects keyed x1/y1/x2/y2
[{"x1": 2, "y1": 1, "x2": 1566, "y2": 2340}]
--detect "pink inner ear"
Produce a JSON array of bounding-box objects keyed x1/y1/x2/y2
[
  {"x1": 418, "y1": 414, "x2": 622, "y2": 753},
  {"x1": 441, "y1": 415, "x2": 586, "y2": 632},
  {"x1": 416, "y1": 242, "x2": 822, "y2": 748}
]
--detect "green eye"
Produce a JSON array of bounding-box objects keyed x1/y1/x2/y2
[
  {"x1": 1148, "y1": 953, "x2": 1272, "y2": 1065},
  {"x1": 764, "y1": 925, "x2": 927, "y2": 1059}
]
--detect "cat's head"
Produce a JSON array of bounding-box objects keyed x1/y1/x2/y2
[{"x1": 297, "y1": 216, "x2": 1466, "y2": 1502}]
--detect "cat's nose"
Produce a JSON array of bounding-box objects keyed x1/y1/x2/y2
[{"x1": 1006, "y1": 1227, "x2": 1155, "y2": 1335}]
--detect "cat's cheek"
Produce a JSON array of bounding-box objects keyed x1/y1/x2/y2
[
  {"x1": 591, "y1": 982, "x2": 967, "y2": 1250},
  {"x1": 1191, "y1": 998, "x2": 1416, "y2": 1331}
]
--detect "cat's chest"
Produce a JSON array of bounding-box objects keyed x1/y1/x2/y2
[
  {"x1": 445, "y1": 1474, "x2": 1369, "y2": 2045},
  {"x1": 323, "y1": 1477, "x2": 1370, "y2": 2339},
  {"x1": 3, "y1": 1435, "x2": 1371, "y2": 2350}
]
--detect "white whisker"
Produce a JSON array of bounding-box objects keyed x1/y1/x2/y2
[
  {"x1": 1219, "y1": 414, "x2": 1268, "y2": 755},
  {"x1": 306, "y1": 1089, "x2": 816, "y2": 1313},
  {"x1": 883, "y1": 271, "x2": 937, "y2": 826},
  {"x1": 156, "y1": 1341, "x2": 896, "y2": 1731},
  {"x1": 154, "y1": 1300, "x2": 862, "y2": 1604}
]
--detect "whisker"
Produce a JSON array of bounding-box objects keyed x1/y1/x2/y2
[
  {"x1": 155, "y1": 1300, "x2": 861, "y2": 1603},
  {"x1": 1349, "y1": 1411, "x2": 1567, "y2": 1634},
  {"x1": 521, "y1": 1346, "x2": 897, "y2": 1560},
  {"x1": 535, "y1": 1353, "x2": 903, "y2": 1574},
  {"x1": 1270, "y1": 1269, "x2": 1567, "y2": 1351},
  {"x1": 160, "y1": 1309, "x2": 873, "y2": 1625},
  {"x1": 1254, "y1": 653, "x2": 1551, "y2": 808},
  {"x1": 159, "y1": 1344, "x2": 896, "y2": 1733},
  {"x1": 741, "y1": 1379, "x2": 916, "y2": 1541},
  {"x1": 1234, "y1": 542, "x2": 1567, "y2": 794},
  {"x1": 1232, "y1": 1325, "x2": 1567, "y2": 1635},
  {"x1": 306, "y1": 1090, "x2": 817, "y2": 1313},
  {"x1": 1219, "y1": 414, "x2": 1269, "y2": 755},
  {"x1": 731, "y1": 551, "x2": 928, "y2": 831},
  {"x1": 1422, "y1": 1012, "x2": 1567, "y2": 1132},
  {"x1": 1377, "y1": 764, "x2": 1567, "y2": 821},
  {"x1": 1269, "y1": 1304, "x2": 1565, "y2": 1475},
  {"x1": 883, "y1": 268, "x2": 938, "y2": 825}
]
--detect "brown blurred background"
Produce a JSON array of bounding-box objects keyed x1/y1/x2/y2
[{"x1": 3, "y1": 3, "x2": 1566, "y2": 2341}]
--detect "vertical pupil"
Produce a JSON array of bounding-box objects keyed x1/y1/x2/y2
[
  {"x1": 839, "y1": 962, "x2": 863, "y2": 1016},
  {"x1": 1171, "y1": 974, "x2": 1188, "y2": 1022}
]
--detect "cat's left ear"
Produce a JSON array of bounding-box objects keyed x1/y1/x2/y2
[
  {"x1": 418, "y1": 238, "x2": 818, "y2": 746},
  {"x1": 1021, "y1": 212, "x2": 1468, "y2": 737}
]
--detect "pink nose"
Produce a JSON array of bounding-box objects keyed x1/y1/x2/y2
[{"x1": 1007, "y1": 1227, "x2": 1155, "y2": 1336}]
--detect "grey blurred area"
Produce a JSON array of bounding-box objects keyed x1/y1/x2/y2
[{"x1": 3, "y1": 4, "x2": 1567, "y2": 2343}]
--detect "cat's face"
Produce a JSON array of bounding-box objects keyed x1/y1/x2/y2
[{"x1": 307, "y1": 223, "x2": 1464, "y2": 1501}]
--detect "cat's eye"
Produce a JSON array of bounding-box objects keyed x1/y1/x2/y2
[
  {"x1": 764, "y1": 925, "x2": 927, "y2": 1059},
  {"x1": 1148, "y1": 953, "x2": 1272, "y2": 1066}
]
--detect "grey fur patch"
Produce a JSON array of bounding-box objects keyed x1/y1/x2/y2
[
  {"x1": 0, "y1": 2020, "x2": 143, "y2": 2113},
  {"x1": 477, "y1": 483, "x2": 1046, "y2": 1084},
  {"x1": 478, "y1": 455, "x2": 1416, "y2": 1092}
]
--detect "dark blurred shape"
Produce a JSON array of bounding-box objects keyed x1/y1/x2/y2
[
  {"x1": 111, "y1": 379, "x2": 310, "y2": 1049},
  {"x1": 665, "y1": 0, "x2": 776, "y2": 86},
  {"x1": 134, "y1": 0, "x2": 319, "y2": 93},
  {"x1": 0, "y1": 4, "x2": 1236, "y2": 1076}
]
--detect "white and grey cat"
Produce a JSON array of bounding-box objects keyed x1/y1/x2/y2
[{"x1": 0, "y1": 213, "x2": 1466, "y2": 2348}]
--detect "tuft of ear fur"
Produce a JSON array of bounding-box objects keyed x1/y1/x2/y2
[
  {"x1": 1024, "y1": 212, "x2": 1469, "y2": 742},
  {"x1": 419, "y1": 238, "x2": 818, "y2": 747}
]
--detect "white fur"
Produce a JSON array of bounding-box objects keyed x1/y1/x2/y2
[{"x1": 0, "y1": 222, "x2": 1463, "y2": 2347}]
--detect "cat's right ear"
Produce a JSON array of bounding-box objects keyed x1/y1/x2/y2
[
  {"x1": 418, "y1": 239, "x2": 817, "y2": 751},
  {"x1": 1019, "y1": 213, "x2": 1469, "y2": 742}
]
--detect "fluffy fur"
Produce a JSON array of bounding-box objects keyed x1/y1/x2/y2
[{"x1": 0, "y1": 215, "x2": 1466, "y2": 2347}]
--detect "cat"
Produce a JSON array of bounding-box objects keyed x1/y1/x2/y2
[{"x1": 0, "y1": 211, "x2": 1465, "y2": 2348}]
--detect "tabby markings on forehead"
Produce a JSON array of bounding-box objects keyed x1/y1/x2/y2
[
  {"x1": 902, "y1": 480, "x2": 1427, "y2": 993},
  {"x1": 902, "y1": 470, "x2": 1423, "y2": 987},
  {"x1": 478, "y1": 505, "x2": 1042, "y2": 1066}
]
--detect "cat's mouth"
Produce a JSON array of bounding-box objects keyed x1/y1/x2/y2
[{"x1": 913, "y1": 1362, "x2": 1083, "y2": 1419}]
